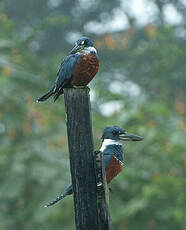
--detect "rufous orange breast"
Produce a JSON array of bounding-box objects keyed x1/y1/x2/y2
[
  {"x1": 105, "y1": 156, "x2": 123, "y2": 184},
  {"x1": 71, "y1": 53, "x2": 99, "y2": 86}
]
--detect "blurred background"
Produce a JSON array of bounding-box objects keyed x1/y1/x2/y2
[{"x1": 0, "y1": 0, "x2": 186, "y2": 229}]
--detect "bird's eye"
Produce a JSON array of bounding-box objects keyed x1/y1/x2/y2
[
  {"x1": 81, "y1": 41, "x2": 85, "y2": 45},
  {"x1": 112, "y1": 130, "x2": 118, "y2": 135}
]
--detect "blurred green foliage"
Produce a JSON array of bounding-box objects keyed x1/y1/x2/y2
[{"x1": 0, "y1": 0, "x2": 186, "y2": 229}]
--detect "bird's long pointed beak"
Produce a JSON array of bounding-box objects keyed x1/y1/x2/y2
[
  {"x1": 119, "y1": 133, "x2": 143, "y2": 141},
  {"x1": 70, "y1": 44, "x2": 82, "y2": 54}
]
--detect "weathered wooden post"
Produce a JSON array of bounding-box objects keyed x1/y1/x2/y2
[
  {"x1": 64, "y1": 87, "x2": 112, "y2": 230},
  {"x1": 64, "y1": 87, "x2": 98, "y2": 230}
]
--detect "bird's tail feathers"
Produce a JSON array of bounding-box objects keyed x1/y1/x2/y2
[
  {"x1": 37, "y1": 86, "x2": 56, "y2": 102},
  {"x1": 44, "y1": 184, "x2": 72, "y2": 207},
  {"x1": 44, "y1": 193, "x2": 66, "y2": 207},
  {"x1": 53, "y1": 87, "x2": 63, "y2": 102}
]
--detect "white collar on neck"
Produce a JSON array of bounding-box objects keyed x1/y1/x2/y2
[
  {"x1": 77, "y1": 46, "x2": 97, "y2": 55},
  {"x1": 100, "y1": 139, "x2": 122, "y2": 152}
]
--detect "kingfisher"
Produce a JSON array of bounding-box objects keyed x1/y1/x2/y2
[
  {"x1": 37, "y1": 37, "x2": 99, "y2": 102},
  {"x1": 44, "y1": 126, "x2": 143, "y2": 207}
]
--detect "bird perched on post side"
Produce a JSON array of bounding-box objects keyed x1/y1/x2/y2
[
  {"x1": 44, "y1": 126, "x2": 143, "y2": 207},
  {"x1": 37, "y1": 37, "x2": 99, "y2": 102}
]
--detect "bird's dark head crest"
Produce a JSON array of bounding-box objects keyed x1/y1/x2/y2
[
  {"x1": 70, "y1": 37, "x2": 94, "y2": 54},
  {"x1": 101, "y1": 126, "x2": 143, "y2": 142},
  {"x1": 76, "y1": 37, "x2": 94, "y2": 47},
  {"x1": 102, "y1": 126, "x2": 126, "y2": 141}
]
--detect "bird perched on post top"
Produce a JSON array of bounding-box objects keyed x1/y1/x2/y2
[
  {"x1": 37, "y1": 37, "x2": 99, "y2": 102},
  {"x1": 44, "y1": 126, "x2": 143, "y2": 207}
]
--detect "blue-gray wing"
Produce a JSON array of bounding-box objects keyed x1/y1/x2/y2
[{"x1": 55, "y1": 54, "x2": 80, "y2": 89}]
